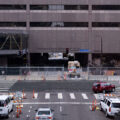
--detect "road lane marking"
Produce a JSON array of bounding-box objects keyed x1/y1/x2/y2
[
  {"x1": 60, "y1": 106, "x2": 62, "y2": 112},
  {"x1": 82, "y1": 93, "x2": 88, "y2": 99},
  {"x1": 58, "y1": 93, "x2": 63, "y2": 99},
  {"x1": 70, "y1": 93, "x2": 76, "y2": 99},
  {"x1": 94, "y1": 94, "x2": 99, "y2": 99},
  {"x1": 0, "y1": 88, "x2": 9, "y2": 89},
  {"x1": 0, "y1": 90, "x2": 8, "y2": 91},
  {"x1": 14, "y1": 102, "x2": 99, "y2": 105},
  {"x1": 45, "y1": 93, "x2": 50, "y2": 99},
  {"x1": 34, "y1": 93, "x2": 38, "y2": 99},
  {"x1": 94, "y1": 94, "x2": 104, "y2": 100}
]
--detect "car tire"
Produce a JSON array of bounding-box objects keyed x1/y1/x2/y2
[
  {"x1": 105, "y1": 110, "x2": 108, "y2": 118},
  {"x1": 6, "y1": 111, "x2": 9, "y2": 119},
  {"x1": 100, "y1": 104, "x2": 103, "y2": 111},
  {"x1": 11, "y1": 106, "x2": 14, "y2": 112},
  {"x1": 112, "y1": 88, "x2": 115, "y2": 92},
  {"x1": 103, "y1": 90, "x2": 106, "y2": 94}
]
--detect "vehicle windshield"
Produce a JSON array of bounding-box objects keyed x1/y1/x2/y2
[
  {"x1": 0, "y1": 100, "x2": 4, "y2": 107},
  {"x1": 93, "y1": 83, "x2": 99, "y2": 86},
  {"x1": 106, "y1": 83, "x2": 111, "y2": 86},
  {"x1": 101, "y1": 83, "x2": 107, "y2": 87},
  {"x1": 112, "y1": 103, "x2": 120, "y2": 108},
  {"x1": 38, "y1": 111, "x2": 50, "y2": 115}
]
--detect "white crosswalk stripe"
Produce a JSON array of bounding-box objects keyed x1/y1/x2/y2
[
  {"x1": 45, "y1": 93, "x2": 50, "y2": 99},
  {"x1": 0, "y1": 88, "x2": 9, "y2": 92},
  {"x1": 81, "y1": 93, "x2": 88, "y2": 99},
  {"x1": 94, "y1": 94, "x2": 104, "y2": 100},
  {"x1": 58, "y1": 93, "x2": 63, "y2": 99},
  {"x1": 70, "y1": 93, "x2": 76, "y2": 99},
  {"x1": 94, "y1": 94, "x2": 98, "y2": 99},
  {"x1": 0, "y1": 80, "x2": 17, "y2": 90}
]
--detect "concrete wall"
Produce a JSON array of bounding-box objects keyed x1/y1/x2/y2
[{"x1": 0, "y1": 0, "x2": 120, "y2": 53}]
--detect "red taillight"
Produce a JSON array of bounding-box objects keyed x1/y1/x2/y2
[
  {"x1": 36, "y1": 117, "x2": 40, "y2": 120},
  {"x1": 109, "y1": 107, "x2": 111, "y2": 112},
  {"x1": 48, "y1": 117, "x2": 52, "y2": 119}
]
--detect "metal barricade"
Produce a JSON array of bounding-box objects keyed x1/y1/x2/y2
[{"x1": 0, "y1": 66, "x2": 64, "y2": 80}]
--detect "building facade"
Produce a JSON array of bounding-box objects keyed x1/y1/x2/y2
[{"x1": 0, "y1": 0, "x2": 120, "y2": 67}]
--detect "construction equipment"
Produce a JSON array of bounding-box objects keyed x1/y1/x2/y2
[{"x1": 68, "y1": 61, "x2": 81, "y2": 78}]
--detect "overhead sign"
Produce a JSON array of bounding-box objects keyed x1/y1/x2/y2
[{"x1": 80, "y1": 49, "x2": 90, "y2": 52}]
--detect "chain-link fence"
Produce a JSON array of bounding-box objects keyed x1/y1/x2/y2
[
  {"x1": 1, "y1": 66, "x2": 120, "y2": 81},
  {"x1": 0, "y1": 67, "x2": 64, "y2": 80},
  {"x1": 87, "y1": 67, "x2": 120, "y2": 81}
]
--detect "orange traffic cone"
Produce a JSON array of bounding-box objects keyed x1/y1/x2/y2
[
  {"x1": 92, "y1": 100, "x2": 95, "y2": 111},
  {"x1": 64, "y1": 72, "x2": 67, "y2": 80},
  {"x1": 32, "y1": 89, "x2": 35, "y2": 98},
  {"x1": 16, "y1": 107, "x2": 19, "y2": 118},
  {"x1": 22, "y1": 89, "x2": 25, "y2": 99},
  {"x1": 19, "y1": 107, "x2": 22, "y2": 114},
  {"x1": 58, "y1": 74, "x2": 61, "y2": 80},
  {"x1": 94, "y1": 99, "x2": 97, "y2": 110}
]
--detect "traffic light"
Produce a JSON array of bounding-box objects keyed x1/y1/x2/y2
[{"x1": 66, "y1": 48, "x2": 69, "y2": 54}]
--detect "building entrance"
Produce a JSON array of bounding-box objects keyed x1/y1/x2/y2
[{"x1": 75, "y1": 53, "x2": 88, "y2": 67}]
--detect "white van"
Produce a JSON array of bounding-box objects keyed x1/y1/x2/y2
[{"x1": 0, "y1": 95, "x2": 14, "y2": 118}]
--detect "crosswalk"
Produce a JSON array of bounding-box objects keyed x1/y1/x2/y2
[
  {"x1": 70, "y1": 93, "x2": 76, "y2": 99},
  {"x1": 0, "y1": 80, "x2": 17, "y2": 92},
  {"x1": 0, "y1": 91, "x2": 116, "y2": 101},
  {"x1": 81, "y1": 93, "x2": 88, "y2": 99},
  {"x1": 28, "y1": 92, "x2": 108, "y2": 100}
]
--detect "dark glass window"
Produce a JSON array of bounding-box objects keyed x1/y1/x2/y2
[
  {"x1": 30, "y1": 5, "x2": 88, "y2": 10},
  {"x1": 0, "y1": 22, "x2": 26, "y2": 27},
  {"x1": 107, "y1": 101, "x2": 111, "y2": 107},
  {"x1": 0, "y1": 100, "x2": 4, "y2": 107},
  {"x1": 112, "y1": 103, "x2": 120, "y2": 108},
  {"x1": 64, "y1": 5, "x2": 88, "y2": 10},
  {"x1": 92, "y1": 5, "x2": 120, "y2": 10},
  {"x1": 30, "y1": 5, "x2": 48, "y2": 10},
  {"x1": 92, "y1": 22, "x2": 120, "y2": 27},
  {"x1": 30, "y1": 22, "x2": 88, "y2": 27},
  {"x1": 0, "y1": 5, "x2": 26, "y2": 10}
]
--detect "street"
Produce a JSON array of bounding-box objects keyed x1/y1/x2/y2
[{"x1": 0, "y1": 80, "x2": 119, "y2": 120}]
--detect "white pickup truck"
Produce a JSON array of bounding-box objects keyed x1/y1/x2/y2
[{"x1": 100, "y1": 97, "x2": 120, "y2": 117}]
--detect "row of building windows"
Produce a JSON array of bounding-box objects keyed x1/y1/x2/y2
[
  {"x1": 1, "y1": 5, "x2": 120, "y2": 10},
  {"x1": 0, "y1": 22, "x2": 120, "y2": 27}
]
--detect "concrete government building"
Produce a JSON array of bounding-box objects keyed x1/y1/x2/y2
[{"x1": 0, "y1": 0, "x2": 120, "y2": 67}]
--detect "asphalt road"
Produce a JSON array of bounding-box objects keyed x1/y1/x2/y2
[
  {"x1": 10, "y1": 80, "x2": 96, "y2": 92},
  {"x1": 0, "y1": 80, "x2": 118, "y2": 120}
]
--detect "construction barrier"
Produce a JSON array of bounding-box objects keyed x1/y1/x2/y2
[
  {"x1": 16, "y1": 107, "x2": 19, "y2": 118},
  {"x1": 41, "y1": 74, "x2": 46, "y2": 80},
  {"x1": 64, "y1": 72, "x2": 67, "y2": 80},
  {"x1": 32, "y1": 89, "x2": 35, "y2": 99},
  {"x1": 57, "y1": 74, "x2": 61, "y2": 80},
  {"x1": 90, "y1": 100, "x2": 97, "y2": 111},
  {"x1": 22, "y1": 89, "x2": 26, "y2": 99}
]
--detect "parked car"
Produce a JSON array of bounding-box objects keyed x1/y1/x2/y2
[
  {"x1": 0, "y1": 95, "x2": 14, "y2": 118},
  {"x1": 100, "y1": 97, "x2": 120, "y2": 117},
  {"x1": 92, "y1": 82, "x2": 115, "y2": 93},
  {"x1": 35, "y1": 108, "x2": 54, "y2": 120}
]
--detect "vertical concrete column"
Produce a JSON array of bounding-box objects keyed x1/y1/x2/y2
[
  {"x1": 26, "y1": 0, "x2": 30, "y2": 66},
  {"x1": 88, "y1": 0, "x2": 92, "y2": 64},
  {"x1": 88, "y1": 53, "x2": 92, "y2": 64}
]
